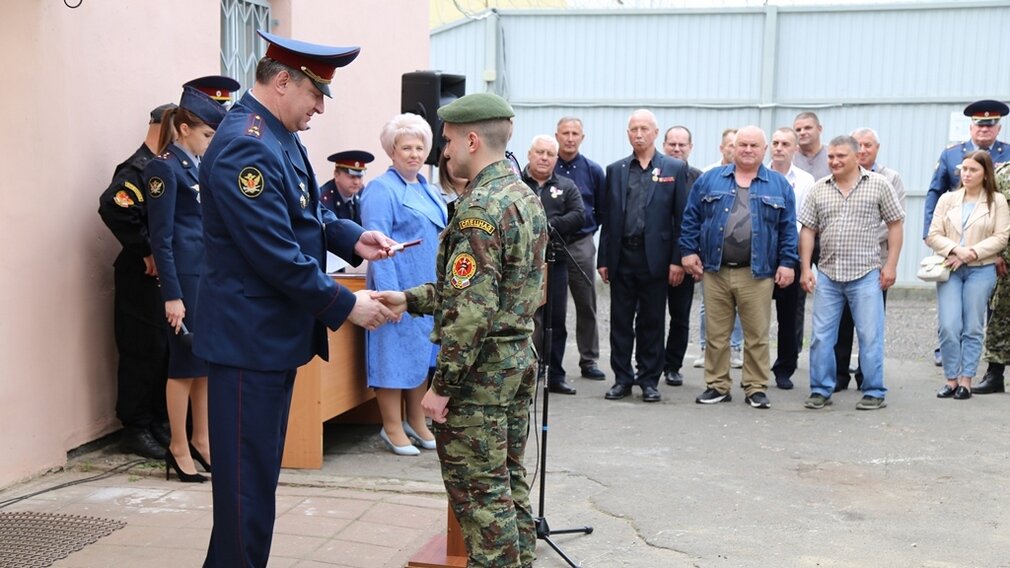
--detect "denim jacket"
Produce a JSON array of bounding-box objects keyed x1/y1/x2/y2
[{"x1": 678, "y1": 163, "x2": 798, "y2": 278}]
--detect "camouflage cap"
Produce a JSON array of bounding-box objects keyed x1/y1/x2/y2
[{"x1": 437, "y1": 93, "x2": 515, "y2": 124}]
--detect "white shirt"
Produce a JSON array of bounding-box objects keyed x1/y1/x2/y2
[{"x1": 770, "y1": 163, "x2": 815, "y2": 231}]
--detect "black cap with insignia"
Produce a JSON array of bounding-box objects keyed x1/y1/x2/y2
[
  {"x1": 327, "y1": 150, "x2": 374, "y2": 177},
  {"x1": 964, "y1": 99, "x2": 1009, "y2": 126},
  {"x1": 183, "y1": 75, "x2": 241, "y2": 105}
]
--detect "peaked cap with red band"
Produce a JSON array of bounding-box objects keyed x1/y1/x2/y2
[
  {"x1": 183, "y1": 75, "x2": 241, "y2": 104},
  {"x1": 327, "y1": 150, "x2": 374, "y2": 177},
  {"x1": 257, "y1": 30, "x2": 360, "y2": 98},
  {"x1": 963, "y1": 99, "x2": 1009, "y2": 127}
]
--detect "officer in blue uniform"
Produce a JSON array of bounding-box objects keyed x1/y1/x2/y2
[
  {"x1": 144, "y1": 81, "x2": 233, "y2": 483},
  {"x1": 98, "y1": 103, "x2": 177, "y2": 459},
  {"x1": 195, "y1": 31, "x2": 398, "y2": 567},
  {"x1": 924, "y1": 99, "x2": 1010, "y2": 239},
  {"x1": 320, "y1": 149, "x2": 374, "y2": 224}
]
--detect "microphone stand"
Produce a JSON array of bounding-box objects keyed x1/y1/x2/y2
[{"x1": 534, "y1": 226, "x2": 593, "y2": 568}]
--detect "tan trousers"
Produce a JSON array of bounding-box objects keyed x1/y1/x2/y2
[{"x1": 702, "y1": 267, "x2": 773, "y2": 396}]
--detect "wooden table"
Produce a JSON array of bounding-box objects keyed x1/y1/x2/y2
[{"x1": 281, "y1": 274, "x2": 380, "y2": 469}]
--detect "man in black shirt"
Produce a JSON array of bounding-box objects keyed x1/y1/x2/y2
[
  {"x1": 598, "y1": 110, "x2": 688, "y2": 403},
  {"x1": 523, "y1": 135, "x2": 585, "y2": 395}
]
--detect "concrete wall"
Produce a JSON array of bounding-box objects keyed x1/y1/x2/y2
[{"x1": 0, "y1": 0, "x2": 428, "y2": 489}]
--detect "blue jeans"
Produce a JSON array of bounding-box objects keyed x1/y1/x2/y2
[
  {"x1": 809, "y1": 270, "x2": 886, "y2": 398},
  {"x1": 937, "y1": 265, "x2": 997, "y2": 380},
  {"x1": 699, "y1": 298, "x2": 742, "y2": 349}
]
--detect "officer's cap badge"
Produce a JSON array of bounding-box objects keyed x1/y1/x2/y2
[
  {"x1": 148, "y1": 177, "x2": 165, "y2": 198},
  {"x1": 238, "y1": 167, "x2": 265, "y2": 198},
  {"x1": 450, "y1": 253, "x2": 477, "y2": 290}
]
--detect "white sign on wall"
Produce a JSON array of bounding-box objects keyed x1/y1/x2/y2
[{"x1": 948, "y1": 112, "x2": 971, "y2": 145}]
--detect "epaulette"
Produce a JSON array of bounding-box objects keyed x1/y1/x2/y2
[
  {"x1": 157, "y1": 149, "x2": 173, "y2": 160},
  {"x1": 128, "y1": 153, "x2": 150, "y2": 172},
  {"x1": 245, "y1": 114, "x2": 263, "y2": 138}
]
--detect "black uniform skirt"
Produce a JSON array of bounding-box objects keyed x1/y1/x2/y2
[{"x1": 168, "y1": 274, "x2": 207, "y2": 379}]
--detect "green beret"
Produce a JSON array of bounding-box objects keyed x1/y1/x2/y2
[{"x1": 437, "y1": 93, "x2": 515, "y2": 124}]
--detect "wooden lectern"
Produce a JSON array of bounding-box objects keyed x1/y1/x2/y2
[{"x1": 407, "y1": 505, "x2": 467, "y2": 567}]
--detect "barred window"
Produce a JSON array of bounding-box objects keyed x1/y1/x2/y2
[{"x1": 221, "y1": 0, "x2": 271, "y2": 95}]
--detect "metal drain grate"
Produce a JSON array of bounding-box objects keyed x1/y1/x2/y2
[{"x1": 0, "y1": 512, "x2": 126, "y2": 568}]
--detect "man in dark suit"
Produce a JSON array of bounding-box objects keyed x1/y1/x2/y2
[
  {"x1": 320, "y1": 149, "x2": 373, "y2": 224},
  {"x1": 598, "y1": 109, "x2": 688, "y2": 403},
  {"x1": 661, "y1": 125, "x2": 704, "y2": 387},
  {"x1": 196, "y1": 31, "x2": 397, "y2": 567}
]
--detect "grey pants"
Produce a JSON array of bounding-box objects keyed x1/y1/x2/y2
[{"x1": 565, "y1": 234, "x2": 600, "y2": 368}]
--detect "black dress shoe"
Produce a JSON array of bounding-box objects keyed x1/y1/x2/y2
[
  {"x1": 120, "y1": 429, "x2": 167, "y2": 459},
  {"x1": 641, "y1": 385, "x2": 662, "y2": 402},
  {"x1": 973, "y1": 372, "x2": 1005, "y2": 394},
  {"x1": 605, "y1": 383, "x2": 632, "y2": 400},
  {"x1": 953, "y1": 385, "x2": 972, "y2": 400},
  {"x1": 581, "y1": 365, "x2": 606, "y2": 380},
  {"x1": 774, "y1": 374, "x2": 794, "y2": 390},
  {"x1": 663, "y1": 370, "x2": 683, "y2": 386},
  {"x1": 548, "y1": 380, "x2": 577, "y2": 395},
  {"x1": 936, "y1": 384, "x2": 957, "y2": 398},
  {"x1": 149, "y1": 422, "x2": 171, "y2": 447}
]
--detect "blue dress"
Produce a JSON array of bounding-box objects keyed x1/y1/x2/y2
[
  {"x1": 360, "y1": 167, "x2": 446, "y2": 389},
  {"x1": 143, "y1": 143, "x2": 207, "y2": 378}
]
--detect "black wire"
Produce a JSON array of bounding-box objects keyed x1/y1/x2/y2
[
  {"x1": 64, "y1": 0, "x2": 83, "y2": 8},
  {"x1": 0, "y1": 459, "x2": 148, "y2": 510}
]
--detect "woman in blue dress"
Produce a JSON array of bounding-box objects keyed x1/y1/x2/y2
[
  {"x1": 360, "y1": 113, "x2": 446, "y2": 456},
  {"x1": 144, "y1": 80, "x2": 232, "y2": 480}
]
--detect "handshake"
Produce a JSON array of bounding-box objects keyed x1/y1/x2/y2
[{"x1": 348, "y1": 290, "x2": 408, "y2": 331}]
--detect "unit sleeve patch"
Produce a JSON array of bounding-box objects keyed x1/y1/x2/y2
[
  {"x1": 238, "y1": 167, "x2": 264, "y2": 198},
  {"x1": 450, "y1": 253, "x2": 478, "y2": 289},
  {"x1": 113, "y1": 190, "x2": 135, "y2": 208},
  {"x1": 458, "y1": 218, "x2": 495, "y2": 234}
]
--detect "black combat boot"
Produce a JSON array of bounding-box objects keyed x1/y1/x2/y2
[{"x1": 973, "y1": 363, "x2": 1005, "y2": 395}]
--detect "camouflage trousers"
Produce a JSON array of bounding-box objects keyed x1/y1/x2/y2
[
  {"x1": 434, "y1": 364, "x2": 537, "y2": 568},
  {"x1": 984, "y1": 277, "x2": 1010, "y2": 364}
]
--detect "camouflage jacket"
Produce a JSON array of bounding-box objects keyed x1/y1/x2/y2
[
  {"x1": 405, "y1": 159, "x2": 548, "y2": 405},
  {"x1": 998, "y1": 162, "x2": 1010, "y2": 264}
]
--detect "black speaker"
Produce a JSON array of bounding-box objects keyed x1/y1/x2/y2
[{"x1": 401, "y1": 71, "x2": 466, "y2": 165}]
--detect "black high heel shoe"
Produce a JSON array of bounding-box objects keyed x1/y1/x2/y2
[
  {"x1": 166, "y1": 452, "x2": 207, "y2": 483},
  {"x1": 189, "y1": 444, "x2": 212, "y2": 473}
]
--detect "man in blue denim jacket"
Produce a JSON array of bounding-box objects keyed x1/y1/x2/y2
[{"x1": 680, "y1": 125, "x2": 799, "y2": 409}]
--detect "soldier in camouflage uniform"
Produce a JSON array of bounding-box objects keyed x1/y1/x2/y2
[
  {"x1": 378, "y1": 93, "x2": 548, "y2": 567},
  {"x1": 977, "y1": 160, "x2": 1010, "y2": 393}
]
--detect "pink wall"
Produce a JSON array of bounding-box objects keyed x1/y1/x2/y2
[
  {"x1": 0, "y1": 1, "x2": 428, "y2": 488},
  {"x1": 285, "y1": 0, "x2": 432, "y2": 177}
]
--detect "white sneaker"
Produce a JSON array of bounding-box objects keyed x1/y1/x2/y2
[
  {"x1": 692, "y1": 349, "x2": 705, "y2": 368},
  {"x1": 730, "y1": 347, "x2": 743, "y2": 369}
]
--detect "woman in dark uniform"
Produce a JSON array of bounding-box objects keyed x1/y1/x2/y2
[{"x1": 144, "y1": 81, "x2": 230, "y2": 482}]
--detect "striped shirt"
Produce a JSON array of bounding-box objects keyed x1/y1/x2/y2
[{"x1": 798, "y1": 167, "x2": 904, "y2": 282}]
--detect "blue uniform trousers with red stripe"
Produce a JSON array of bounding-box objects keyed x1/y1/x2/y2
[{"x1": 203, "y1": 364, "x2": 296, "y2": 568}]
